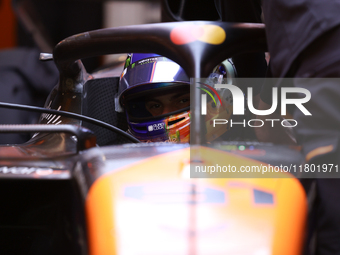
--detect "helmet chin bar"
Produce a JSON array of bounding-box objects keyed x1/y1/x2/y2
[{"x1": 128, "y1": 110, "x2": 190, "y2": 143}]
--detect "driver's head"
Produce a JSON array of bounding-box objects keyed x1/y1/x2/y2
[{"x1": 118, "y1": 53, "x2": 190, "y2": 143}]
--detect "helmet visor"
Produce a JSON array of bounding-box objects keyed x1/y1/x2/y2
[{"x1": 124, "y1": 85, "x2": 190, "y2": 120}]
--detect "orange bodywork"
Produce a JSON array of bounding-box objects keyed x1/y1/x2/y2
[{"x1": 86, "y1": 146, "x2": 307, "y2": 255}]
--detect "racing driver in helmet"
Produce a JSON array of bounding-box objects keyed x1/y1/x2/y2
[
  {"x1": 117, "y1": 53, "x2": 236, "y2": 143},
  {"x1": 117, "y1": 53, "x2": 191, "y2": 143}
]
